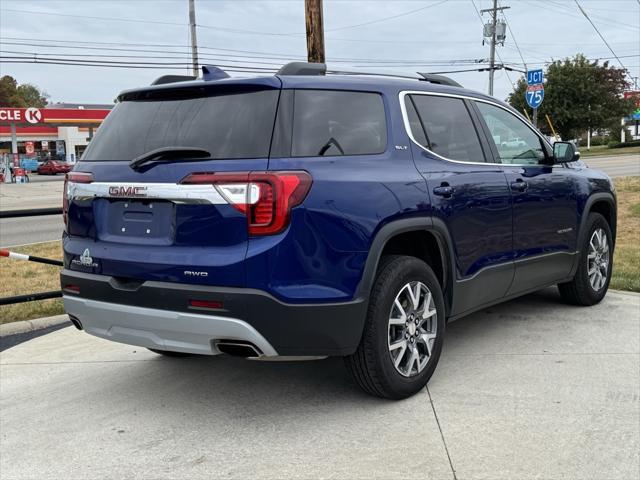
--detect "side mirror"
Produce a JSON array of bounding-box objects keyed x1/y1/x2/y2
[{"x1": 553, "y1": 141, "x2": 580, "y2": 164}]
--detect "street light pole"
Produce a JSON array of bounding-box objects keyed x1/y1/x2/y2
[
  {"x1": 188, "y1": 0, "x2": 199, "y2": 76},
  {"x1": 305, "y1": 0, "x2": 326, "y2": 63}
]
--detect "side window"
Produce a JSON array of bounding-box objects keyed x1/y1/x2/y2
[
  {"x1": 407, "y1": 95, "x2": 485, "y2": 163},
  {"x1": 475, "y1": 102, "x2": 546, "y2": 165},
  {"x1": 291, "y1": 90, "x2": 387, "y2": 157}
]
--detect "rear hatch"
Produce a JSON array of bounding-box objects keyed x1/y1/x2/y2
[{"x1": 64, "y1": 77, "x2": 281, "y2": 287}]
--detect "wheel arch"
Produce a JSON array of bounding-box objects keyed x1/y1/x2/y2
[
  {"x1": 581, "y1": 192, "x2": 617, "y2": 247},
  {"x1": 356, "y1": 217, "x2": 456, "y2": 317},
  {"x1": 569, "y1": 192, "x2": 617, "y2": 278}
]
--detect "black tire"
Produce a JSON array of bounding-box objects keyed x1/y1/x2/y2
[
  {"x1": 558, "y1": 212, "x2": 613, "y2": 306},
  {"x1": 148, "y1": 348, "x2": 192, "y2": 357},
  {"x1": 344, "y1": 255, "x2": 446, "y2": 399}
]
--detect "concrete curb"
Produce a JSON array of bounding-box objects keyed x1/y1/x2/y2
[
  {"x1": 610, "y1": 289, "x2": 640, "y2": 297},
  {"x1": 0, "y1": 314, "x2": 70, "y2": 338}
]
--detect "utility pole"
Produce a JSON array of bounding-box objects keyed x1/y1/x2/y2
[
  {"x1": 305, "y1": 0, "x2": 325, "y2": 63},
  {"x1": 188, "y1": 0, "x2": 199, "y2": 76},
  {"x1": 480, "y1": 1, "x2": 509, "y2": 96}
]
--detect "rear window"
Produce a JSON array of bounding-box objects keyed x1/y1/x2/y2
[
  {"x1": 291, "y1": 90, "x2": 387, "y2": 157},
  {"x1": 81, "y1": 89, "x2": 279, "y2": 161}
]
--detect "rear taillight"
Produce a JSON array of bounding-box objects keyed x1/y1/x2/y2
[
  {"x1": 181, "y1": 171, "x2": 312, "y2": 235},
  {"x1": 63, "y1": 172, "x2": 93, "y2": 227}
]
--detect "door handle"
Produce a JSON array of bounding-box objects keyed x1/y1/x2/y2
[
  {"x1": 510, "y1": 179, "x2": 528, "y2": 192},
  {"x1": 433, "y1": 184, "x2": 454, "y2": 198}
]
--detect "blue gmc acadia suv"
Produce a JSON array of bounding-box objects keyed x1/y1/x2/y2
[{"x1": 61, "y1": 62, "x2": 617, "y2": 399}]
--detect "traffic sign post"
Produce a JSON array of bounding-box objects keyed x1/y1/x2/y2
[{"x1": 526, "y1": 69, "x2": 544, "y2": 128}]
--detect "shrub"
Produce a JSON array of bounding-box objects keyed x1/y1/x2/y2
[{"x1": 608, "y1": 140, "x2": 640, "y2": 148}]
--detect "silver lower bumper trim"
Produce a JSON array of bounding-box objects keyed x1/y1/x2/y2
[{"x1": 63, "y1": 295, "x2": 278, "y2": 356}]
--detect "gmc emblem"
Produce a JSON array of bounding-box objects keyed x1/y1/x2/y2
[{"x1": 108, "y1": 186, "x2": 148, "y2": 197}]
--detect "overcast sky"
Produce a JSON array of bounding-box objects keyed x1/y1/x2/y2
[{"x1": 1, "y1": 0, "x2": 638, "y2": 104}]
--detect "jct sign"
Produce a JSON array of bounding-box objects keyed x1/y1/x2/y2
[{"x1": 0, "y1": 107, "x2": 43, "y2": 124}]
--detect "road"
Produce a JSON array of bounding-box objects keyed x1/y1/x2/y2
[
  {"x1": 1, "y1": 288, "x2": 638, "y2": 480},
  {"x1": 583, "y1": 154, "x2": 640, "y2": 177},
  {"x1": 0, "y1": 215, "x2": 62, "y2": 247},
  {"x1": 0, "y1": 181, "x2": 63, "y2": 212},
  {"x1": 27, "y1": 174, "x2": 66, "y2": 183}
]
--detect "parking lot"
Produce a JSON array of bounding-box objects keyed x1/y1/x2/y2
[{"x1": 1, "y1": 288, "x2": 638, "y2": 480}]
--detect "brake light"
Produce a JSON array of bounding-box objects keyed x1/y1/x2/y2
[
  {"x1": 63, "y1": 172, "x2": 94, "y2": 227},
  {"x1": 181, "y1": 171, "x2": 312, "y2": 235}
]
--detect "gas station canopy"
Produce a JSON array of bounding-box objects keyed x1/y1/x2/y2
[{"x1": 0, "y1": 107, "x2": 110, "y2": 128}]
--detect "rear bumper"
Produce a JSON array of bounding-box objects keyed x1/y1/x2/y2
[
  {"x1": 63, "y1": 295, "x2": 278, "y2": 356},
  {"x1": 60, "y1": 270, "x2": 367, "y2": 356}
]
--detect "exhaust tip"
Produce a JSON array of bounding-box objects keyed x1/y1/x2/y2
[
  {"x1": 215, "y1": 340, "x2": 262, "y2": 358},
  {"x1": 68, "y1": 315, "x2": 83, "y2": 331}
]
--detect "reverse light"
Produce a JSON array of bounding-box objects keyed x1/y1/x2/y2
[
  {"x1": 181, "y1": 171, "x2": 312, "y2": 236},
  {"x1": 63, "y1": 172, "x2": 94, "y2": 227}
]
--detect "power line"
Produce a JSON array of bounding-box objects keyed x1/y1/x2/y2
[
  {"x1": 0, "y1": 55, "x2": 277, "y2": 70},
  {"x1": 1, "y1": 3, "x2": 453, "y2": 38},
  {"x1": 573, "y1": 0, "x2": 628, "y2": 73},
  {"x1": 498, "y1": 1, "x2": 526, "y2": 70},
  {"x1": 0, "y1": 50, "x2": 495, "y2": 70},
  {"x1": 529, "y1": 0, "x2": 640, "y2": 32},
  {"x1": 324, "y1": 0, "x2": 449, "y2": 32},
  {"x1": 0, "y1": 40, "x2": 497, "y2": 66},
  {"x1": 0, "y1": 59, "x2": 278, "y2": 73},
  {"x1": 0, "y1": 8, "x2": 185, "y2": 27},
  {"x1": 470, "y1": 0, "x2": 519, "y2": 96}
]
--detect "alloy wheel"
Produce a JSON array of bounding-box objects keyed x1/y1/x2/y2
[
  {"x1": 388, "y1": 281, "x2": 438, "y2": 377},
  {"x1": 587, "y1": 228, "x2": 609, "y2": 291}
]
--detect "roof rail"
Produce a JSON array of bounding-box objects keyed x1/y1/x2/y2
[
  {"x1": 277, "y1": 62, "x2": 326, "y2": 76},
  {"x1": 324, "y1": 69, "x2": 463, "y2": 88},
  {"x1": 417, "y1": 73, "x2": 462, "y2": 88},
  {"x1": 151, "y1": 74, "x2": 196, "y2": 86},
  {"x1": 327, "y1": 70, "x2": 419, "y2": 81}
]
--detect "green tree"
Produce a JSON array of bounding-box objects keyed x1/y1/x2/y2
[
  {"x1": 507, "y1": 54, "x2": 635, "y2": 140},
  {"x1": 0, "y1": 75, "x2": 48, "y2": 107}
]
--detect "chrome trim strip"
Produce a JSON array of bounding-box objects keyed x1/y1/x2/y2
[
  {"x1": 457, "y1": 250, "x2": 578, "y2": 283},
  {"x1": 68, "y1": 182, "x2": 228, "y2": 205},
  {"x1": 398, "y1": 90, "x2": 555, "y2": 168}
]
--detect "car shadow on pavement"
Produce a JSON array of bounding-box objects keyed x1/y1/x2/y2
[{"x1": 85, "y1": 287, "x2": 575, "y2": 412}]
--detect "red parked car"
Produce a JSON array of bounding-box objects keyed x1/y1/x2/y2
[{"x1": 37, "y1": 160, "x2": 72, "y2": 175}]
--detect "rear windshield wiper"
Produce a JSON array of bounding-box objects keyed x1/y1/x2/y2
[{"x1": 129, "y1": 147, "x2": 212, "y2": 171}]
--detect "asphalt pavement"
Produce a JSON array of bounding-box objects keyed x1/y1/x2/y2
[
  {"x1": 1, "y1": 288, "x2": 638, "y2": 480},
  {"x1": 0, "y1": 215, "x2": 62, "y2": 247},
  {"x1": 583, "y1": 154, "x2": 640, "y2": 177},
  {"x1": 27, "y1": 174, "x2": 66, "y2": 183},
  {"x1": 0, "y1": 180, "x2": 63, "y2": 212}
]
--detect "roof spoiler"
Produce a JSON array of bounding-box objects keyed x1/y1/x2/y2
[
  {"x1": 277, "y1": 62, "x2": 326, "y2": 76},
  {"x1": 417, "y1": 73, "x2": 462, "y2": 88},
  {"x1": 151, "y1": 74, "x2": 196, "y2": 86}
]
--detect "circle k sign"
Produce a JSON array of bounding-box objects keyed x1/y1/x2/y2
[
  {"x1": 25, "y1": 108, "x2": 42, "y2": 124},
  {"x1": 0, "y1": 107, "x2": 44, "y2": 124}
]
